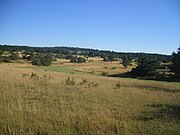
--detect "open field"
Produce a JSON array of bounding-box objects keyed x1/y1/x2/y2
[{"x1": 0, "y1": 60, "x2": 180, "y2": 135}]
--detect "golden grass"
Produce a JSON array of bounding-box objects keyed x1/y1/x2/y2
[
  {"x1": 0, "y1": 62, "x2": 180, "y2": 135},
  {"x1": 73, "y1": 61, "x2": 131, "y2": 75}
]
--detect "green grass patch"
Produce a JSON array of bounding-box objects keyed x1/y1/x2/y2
[{"x1": 39, "y1": 65, "x2": 77, "y2": 74}]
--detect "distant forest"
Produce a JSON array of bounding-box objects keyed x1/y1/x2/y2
[{"x1": 0, "y1": 44, "x2": 170, "y2": 62}]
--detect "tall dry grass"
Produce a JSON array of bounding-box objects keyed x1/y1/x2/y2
[{"x1": 0, "y1": 63, "x2": 180, "y2": 135}]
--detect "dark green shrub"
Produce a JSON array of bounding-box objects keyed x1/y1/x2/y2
[
  {"x1": 0, "y1": 56, "x2": 11, "y2": 63},
  {"x1": 32, "y1": 54, "x2": 53, "y2": 66},
  {"x1": 121, "y1": 56, "x2": 132, "y2": 68},
  {"x1": 131, "y1": 56, "x2": 160, "y2": 77},
  {"x1": 170, "y1": 47, "x2": 180, "y2": 79},
  {"x1": 77, "y1": 57, "x2": 86, "y2": 63},
  {"x1": 70, "y1": 56, "x2": 86, "y2": 63}
]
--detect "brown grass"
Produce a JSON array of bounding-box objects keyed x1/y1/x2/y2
[{"x1": 0, "y1": 62, "x2": 180, "y2": 135}]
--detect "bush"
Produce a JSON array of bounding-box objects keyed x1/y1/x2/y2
[
  {"x1": 79, "y1": 78, "x2": 88, "y2": 85},
  {"x1": 65, "y1": 77, "x2": 76, "y2": 85},
  {"x1": 0, "y1": 56, "x2": 11, "y2": 63},
  {"x1": 77, "y1": 57, "x2": 86, "y2": 63},
  {"x1": 32, "y1": 54, "x2": 53, "y2": 66},
  {"x1": 70, "y1": 56, "x2": 86, "y2": 63}
]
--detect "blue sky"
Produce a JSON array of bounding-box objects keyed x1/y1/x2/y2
[{"x1": 0, "y1": 0, "x2": 179, "y2": 54}]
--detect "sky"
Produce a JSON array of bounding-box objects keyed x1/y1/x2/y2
[{"x1": 0, "y1": 0, "x2": 179, "y2": 54}]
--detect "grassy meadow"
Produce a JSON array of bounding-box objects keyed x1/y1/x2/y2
[{"x1": 0, "y1": 59, "x2": 180, "y2": 135}]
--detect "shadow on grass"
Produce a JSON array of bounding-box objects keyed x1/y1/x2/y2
[
  {"x1": 136, "y1": 104, "x2": 180, "y2": 122},
  {"x1": 123, "y1": 84, "x2": 180, "y2": 93},
  {"x1": 108, "y1": 72, "x2": 180, "y2": 82},
  {"x1": 108, "y1": 73, "x2": 180, "y2": 93}
]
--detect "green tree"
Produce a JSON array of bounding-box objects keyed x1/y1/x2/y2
[
  {"x1": 77, "y1": 57, "x2": 86, "y2": 63},
  {"x1": 131, "y1": 56, "x2": 160, "y2": 77},
  {"x1": 107, "y1": 54, "x2": 115, "y2": 62},
  {"x1": 102, "y1": 56, "x2": 108, "y2": 62},
  {"x1": 121, "y1": 56, "x2": 132, "y2": 68},
  {"x1": 70, "y1": 56, "x2": 86, "y2": 63},
  {"x1": 32, "y1": 54, "x2": 53, "y2": 66},
  {"x1": 170, "y1": 47, "x2": 180, "y2": 78}
]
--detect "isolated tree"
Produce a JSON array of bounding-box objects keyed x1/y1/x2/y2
[
  {"x1": 77, "y1": 57, "x2": 86, "y2": 63},
  {"x1": 121, "y1": 56, "x2": 132, "y2": 68},
  {"x1": 108, "y1": 54, "x2": 115, "y2": 62},
  {"x1": 102, "y1": 56, "x2": 108, "y2": 62},
  {"x1": 131, "y1": 56, "x2": 160, "y2": 77},
  {"x1": 170, "y1": 47, "x2": 180, "y2": 78},
  {"x1": 70, "y1": 56, "x2": 86, "y2": 63}
]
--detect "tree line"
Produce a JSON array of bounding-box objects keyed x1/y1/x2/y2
[
  {"x1": 0, "y1": 45, "x2": 179, "y2": 81},
  {"x1": 0, "y1": 44, "x2": 170, "y2": 62}
]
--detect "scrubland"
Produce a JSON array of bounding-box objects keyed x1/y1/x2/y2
[{"x1": 0, "y1": 60, "x2": 180, "y2": 135}]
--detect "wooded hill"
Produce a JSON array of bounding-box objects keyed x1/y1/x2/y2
[{"x1": 0, "y1": 44, "x2": 170, "y2": 62}]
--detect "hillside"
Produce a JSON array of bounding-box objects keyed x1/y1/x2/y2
[
  {"x1": 0, "y1": 45, "x2": 179, "y2": 134},
  {"x1": 0, "y1": 45, "x2": 171, "y2": 61},
  {"x1": 0, "y1": 53, "x2": 179, "y2": 134}
]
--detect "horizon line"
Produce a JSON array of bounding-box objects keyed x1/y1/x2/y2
[{"x1": 0, "y1": 43, "x2": 172, "y2": 56}]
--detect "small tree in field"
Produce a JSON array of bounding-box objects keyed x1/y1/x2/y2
[
  {"x1": 121, "y1": 56, "x2": 132, "y2": 68},
  {"x1": 102, "y1": 56, "x2": 108, "y2": 62},
  {"x1": 70, "y1": 56, "x2": 86, "y2": 63},
  {"x1": 108, "y1": 54, "x2": 115, "y2": 62},
  {"x1": 77, "y1": 57, "x2": 86, "y2": 63}
]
